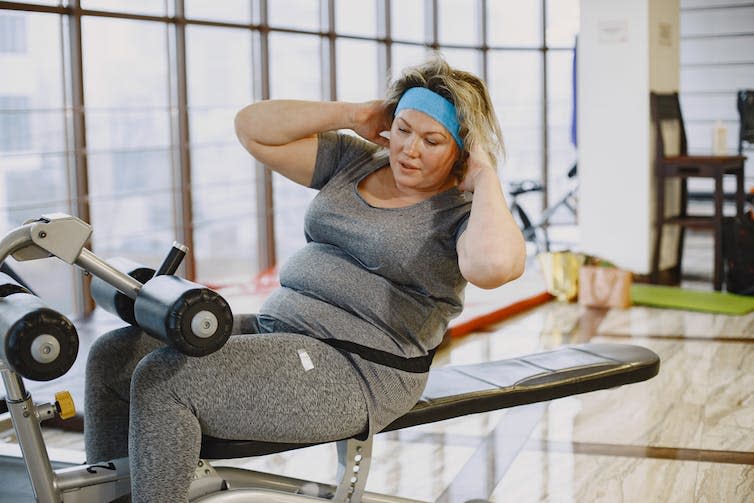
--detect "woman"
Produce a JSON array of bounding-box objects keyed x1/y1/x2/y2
[{"x1": 84, "y1": 55, "x2": 525, "y2": 503}]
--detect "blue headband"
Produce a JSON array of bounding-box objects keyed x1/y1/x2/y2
[{"x1": 394, "y1": 87, "x2": 463, "y2": 149}]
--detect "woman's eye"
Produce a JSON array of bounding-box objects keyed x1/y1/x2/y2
[
  {"x1": 425, "y1": 138, "x2": 438, "y2": 146},
  {"x1": 398, "y1": 127, "x2": 409, "y2": 133}
]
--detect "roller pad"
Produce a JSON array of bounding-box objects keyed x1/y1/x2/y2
[
  {"x1": 90, "y1": 257, "x2": 155, "y2": 325},
  {"x1": 0, "y1": 293, "x2": 79, "y2": 381},
  {"x1": 134, "y1": 275, "x2": 233, "y2": 356},
  {"x1": 0, "y1": 272, "x2": 31, "y2": 298}
]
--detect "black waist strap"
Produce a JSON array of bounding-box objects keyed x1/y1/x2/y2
[{"x1": 319, "y1": 338, "x2": 437, "y2": 373}]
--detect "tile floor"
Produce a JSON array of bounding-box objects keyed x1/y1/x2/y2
[{"x1": 1, "y1": 229, "x2": 752, "y2": 502}]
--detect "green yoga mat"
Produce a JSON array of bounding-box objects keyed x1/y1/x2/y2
[{"x1": 631, "y1": 284, "x2": 754, "y2": 315}]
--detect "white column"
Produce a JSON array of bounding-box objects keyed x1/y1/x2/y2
[{"x1": 578, "y1": 0, "x2": 680, "y2": 273}]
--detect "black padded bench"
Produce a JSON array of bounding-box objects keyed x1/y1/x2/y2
[
  {"x1": 201, "y1": 343, "x2": 659, "y2": 458},
  {"x1": 194, "y1": 343, "x2": 660, "y2": 502}
]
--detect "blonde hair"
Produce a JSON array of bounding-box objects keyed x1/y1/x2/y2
[{"x1": 385, "y1": 54, "x2": 504, "y2": 180}]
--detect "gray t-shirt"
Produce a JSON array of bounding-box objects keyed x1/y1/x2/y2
[
  {"x1": 257, "y1": 131, "x2": 472, "y2": 434},
  {"x1": 259, "y1": 131, "x2": 472, "y2": 357}
]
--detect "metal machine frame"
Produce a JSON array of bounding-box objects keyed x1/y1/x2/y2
[{"x1": 0, "y1": 214, "x2": 425, "y2": 503}]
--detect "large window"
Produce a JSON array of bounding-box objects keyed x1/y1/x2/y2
[
  {"x1": 82, "y1": 17, "x2": 174, "y2": 265},
  {"x1": 488, "y1": 50, "x2": 544, "y2": 218},
  {"x1": 391, "y1": 0, "x2": 424, "y2": 43},
  {"x1": 0, "y1": 1, "x2": 578, "y2": 315},
  {"x1": 438, "y1": 0, "x2": 479, "y2": 46},
  {"x1": 268, "y1": 32, "x2": 323, "y2": 265},
  {"x1": 0, "y1": 13, "x2": 26, "y2": 53},
  {"x1": 186, "y1": 25, "x2": 257, "y2": 285},
  {"x1": 0, "y1": 96, "x2": 31, "y2": 151},
  {"x1": 0, "y1": 11, "x2": 74, "y2": 313}
]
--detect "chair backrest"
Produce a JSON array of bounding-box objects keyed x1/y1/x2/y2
[
  {"x1": 738, "y1": 89, "x2": 754, "y2": 154},
  {"x1": 650, "y1": 92, "x2": 688, "y2": 160}
]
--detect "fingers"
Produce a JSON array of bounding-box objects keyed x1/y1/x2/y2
[
  {"x1": 372, "y1": 134, "x2": 390, "y2": 148},
  {"x1": 468, "y1": 144, "x2": 493, "y2": 169},
  {"x1": 352, "y1": 100, "x2": 392, "y2": 147},
  {"x1": 372, "y1": 130, "x2": 390, "y2": 147}
]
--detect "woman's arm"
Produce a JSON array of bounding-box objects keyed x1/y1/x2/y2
[
  {"x1": 234, "y1": 100, "x2": 391, "y2": 186},
  {"x1": 457, "y1": 147, "x2": 526, "y2": 289}
]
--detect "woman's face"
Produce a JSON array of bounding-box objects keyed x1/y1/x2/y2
[{"x1": 388, "y1": 109, "x2": 460, "y2": 195}]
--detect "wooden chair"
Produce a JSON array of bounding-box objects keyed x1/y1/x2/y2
[{"x1": 650, "y1": 92, "x2": 746, "y2": 291}]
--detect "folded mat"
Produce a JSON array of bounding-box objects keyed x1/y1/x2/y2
[{"x1": 631, "y1": 284, "x2": 754, "y2": 315}]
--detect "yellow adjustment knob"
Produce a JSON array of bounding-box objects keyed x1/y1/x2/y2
[{"x1": 54, "y1": 391, "x2": 76, "y2": 420}]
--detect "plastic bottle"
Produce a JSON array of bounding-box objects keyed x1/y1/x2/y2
[{"x1": 712, "y1": 120, "x2": 727, "y2": 155}]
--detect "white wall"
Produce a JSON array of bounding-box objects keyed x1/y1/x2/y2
[{"x1": 579, "y1": 0, "x2": 680, "y2": 273}]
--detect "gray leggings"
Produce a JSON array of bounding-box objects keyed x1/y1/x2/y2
[{"x1": 84, "y1": 315, "x2": 369, "y2": 503}]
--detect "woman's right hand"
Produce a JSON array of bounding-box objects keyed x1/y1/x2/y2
[{"x1": 350, "y1": 100, "x2": 392, "y2": 148}]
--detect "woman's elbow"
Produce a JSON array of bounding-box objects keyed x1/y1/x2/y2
[
  {"x1": 235, "y1": 104, "x2": 270, "y2": 152},
  {"x1": 464, "y1": 254, "x2": 526, "y2": 290},
  {"x1": 234, "y1": 107, "x2": 254, "y2": 146},
  {"x1": 505, "y1": 253, "x2": 526, "y2": 284}
]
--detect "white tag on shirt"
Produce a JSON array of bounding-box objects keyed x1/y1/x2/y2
[{"x1": 297, "y1": 349, "x2": 314, "y2": 371}]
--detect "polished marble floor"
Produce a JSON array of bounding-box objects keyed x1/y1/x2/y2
[{"x1": 1, "y1": 230, "x2": 752, "y2": 502}]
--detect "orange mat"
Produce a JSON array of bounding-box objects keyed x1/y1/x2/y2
[{"x1": 445, "y1": 291, "x2": 553, "y2": 339}]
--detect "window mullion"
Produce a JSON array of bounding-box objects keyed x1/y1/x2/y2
[
  {"x1": 68, "y1": 0, "x2": 93, "y2": 314},
  {"x1": 170, "y1": 0, "x2": 196, "y2": 279},
  {"x1": 256, "y1": 0, "x2": 275, "y2": 271},
  {"x1": 541, "y1": 0, "x2": 549, "y2": 212}
]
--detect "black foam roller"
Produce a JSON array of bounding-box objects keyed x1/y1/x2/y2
[
  {"x1": 0, "y1": 271, "x2": 31, "y2": 298},
  {"x1": 134, "y1": 275, "x2": 233, "y2": 356},
  {"x1": 0, "y1": 293, "x2": 79, "y2": 381},
  {"x1": 90, "y1": 257, "x2": 155, "y2": 325}
]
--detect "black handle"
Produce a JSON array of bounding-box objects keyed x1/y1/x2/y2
[{"x1": 155, "y1": 242, "x2": 188, "y2": 277}]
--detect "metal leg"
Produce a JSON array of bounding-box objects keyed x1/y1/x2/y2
[
  {"x1": 713, "y1": 173, "x2": 724, "y2": 291},
  {"x1": 55, "y1": 458, "x2": 131, "y2": 502},
  {"x1": 1, "y1": 364, "x2": 60, "y2": 503},
  {"x1": 676, "y1": 177, "x2": 688, "y2": 284},
  {"x1": 651, "y1": 175, "x2": 665, "y2": 284},
  {"x1": 334, "y1": 437, "x2": 373, "y2": 503},
  {"x1": 736, "y1": 165, "x2": 745, "y2": 218},
  {"x1": 207, "y1": 464, "x2": 427, "y2": 502},
  {"x1": 188, "y1": 459, "x2": 227, "y2": 501}
]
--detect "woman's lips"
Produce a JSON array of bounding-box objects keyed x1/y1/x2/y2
[{"x1": 399, "y1": 161, "x2": 419, "y2": 171}]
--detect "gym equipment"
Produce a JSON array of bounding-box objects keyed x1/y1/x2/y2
[
  {"x1": 0, "y1": 214, "x2": 233, "y2": 357},
  {"x1": 0, "y1": 292, "x2": 79, "y2": 382},
  {"x1": 134, "y1": 274, "x2": 232, "y2": 356},
  {"x1": 1, "y1": 268, "x2": 78, "y2": 383},
  {"x1": 0, "y1": 213, "x2": 233, "y2": 502},
  {"x1": 0, "y1": 270, "x2": 31, "y2": 297},
  {"x1": 0, "y1": 214, "x2": 661, "y2": 503},
  {"x1": 89, "y1": 257, "x2": 155, "y2": 325},
  {"x1": 2, "y1": 334, "x2": 660, "y2": 502}
]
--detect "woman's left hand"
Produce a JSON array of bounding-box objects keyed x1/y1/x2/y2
[{"x1": 458, "y1": 145, "x2": 496, "y2": 193}]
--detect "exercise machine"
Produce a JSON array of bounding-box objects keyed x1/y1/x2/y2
[{"x1": 0, "y1": 213, "x2": 660, "y2": 502}]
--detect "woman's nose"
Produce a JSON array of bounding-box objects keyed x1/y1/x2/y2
[{"x1": 403, "y1": 135, "x2": 420, "y2": 157}]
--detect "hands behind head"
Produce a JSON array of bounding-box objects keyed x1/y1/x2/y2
[
  {"x1": 458, "y1": 144, "x2": 496, "y2": 193},
  {"x1": 351, "y1": 100, "x2": 392, "y2": 148}
]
